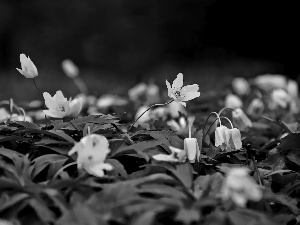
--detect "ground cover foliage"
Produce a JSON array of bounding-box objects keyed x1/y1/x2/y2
[{"x1": 1, "y1": 58, "x2": 300, "y2": 225}]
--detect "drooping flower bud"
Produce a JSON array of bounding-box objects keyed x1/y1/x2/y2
[
  {"x1": 232, "y1": 108, "x2": 252, "y2": 132},
  {"x1": 184, "y1": 138, "x2": 200, "y2": 163},
  {"x1": 224, "y1": 94, "x2": 243, "y2": 109},
  {"x1": 246, "y1": 98, "x2": 264, "y2": 117},
  {"x1": 16, "y1": 54, "x2": 38, "y2": 78},
  {"x1": 62, "y1": 59, "x2": 79, "y2": 78},
  {"x1": 215, "y1": 125, "x2": 242, "y2": 151}
]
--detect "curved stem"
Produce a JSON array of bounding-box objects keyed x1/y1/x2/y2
[
  {"x1": 52, "y1": 161, "x2": 77, "y2": 180},
  {"x1": 218, "y1": 107, "x2": 234, "y2": 116},
  {"x1": 220, "y1": 116, "x2": 233, "y2": 129},
  {"x1": 128, "y1": 100, "x2": 174, "y2": 132},
  {"x1": 202, "y1": 117, "x2": 219, "y2": 144},
  {"x1": 13, "y1": 105, "x2": 27, "y2": 121},
  {"x1": 203, "y1": 112, "x2": 221, "y2": 132}
]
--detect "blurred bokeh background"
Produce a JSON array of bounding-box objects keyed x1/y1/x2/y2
[{"x1": 1, "y1": 0, "x2": 300, "y2": 101}]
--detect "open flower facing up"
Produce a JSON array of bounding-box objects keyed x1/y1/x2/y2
[
  {"x1": 221, "y1": 167, "x2": 262, "y2": 207},
  {"x1": 224, "y1": 94, "x2": 243, "y2": 109},
  {"x1": 215, "y1": 125, "x2": 242, "y2": 151},
  {"x1": 16, "y1": 54, "x2": 38, "y2": 78},
  {"x1": 43, "y1": 90, "x2": 82, "y2": 118},
  {"x1": 232, "y1": 108, "x2": 252, "y2": 132},
  {"x1": 68, "y1": 134, "x2": 113, "y2": 177},
  {"x1": 232, "y1": 77, "x2": 250, "y2": 96},
  {"x1": 152, "y1": 146, "x2": 186, "y2": 163},
  {"x1": 166, "y1": 73, "x2": 200, "y2": 107}
]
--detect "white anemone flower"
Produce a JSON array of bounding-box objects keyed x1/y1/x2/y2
[
  {"x1": 152, "y1": 146, "x2": 186, "y2": 163},
  {"x1": 43, "y1": 90, "x2": 82, "y2": 118},
  {"x1": 16, "y1": 54, "x2": 38, "y2": 78},
  {"x1": 221, "y1": 167, "x2": 262, "y2": 207},
  {"x1": 68, "y1": 134, "x2": 113, "y2": 177},
  {"x1": 232, "y1": 108, "x2": 252, "y2": 132},
  {"x1": 232, "y1": 77, "x2": 250, "y2": 96},
  {"x1": 166, "y1": 73, "x2": 200, "y2": 107}
]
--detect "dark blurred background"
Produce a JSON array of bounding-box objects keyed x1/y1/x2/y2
[{"x1": 1, "y1": 0, "x2": 299, "y2": 101}]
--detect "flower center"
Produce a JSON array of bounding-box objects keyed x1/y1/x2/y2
[
  {"x1": 173, "y1": 88, "x2": 183, "y2": 98},
  {"x1": 57, "y1": 102, "x2": 66, "y2": 112}
]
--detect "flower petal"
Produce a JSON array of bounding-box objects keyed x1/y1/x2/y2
[
  {"x1": 181, "y1": 84, "x2": 199, "y2": 93},
  {"x1": 68, "y1": 98, "x2": 82, "y2": 117},
  {"x1": 43, "y1": 92, "x2": 57, "y2": 109},
  {"x1": 172, "y1": 73, "x2": 183, "y2": 89},
  {"x1": 179, "y1": 102, "x2": 186, "y2": 107},
  {"x1": 166, "y1": 80, "x2": 173, "y2": 99},
  {"x1": 182, "y1": 91, "x2": 200, "y2": 102},
  {"x1": 54, "y1": 90, "x2": 67, "y2": 102},
  {"x1": 231, "y1": 128, "x2": 242, "y2": 150},
  {"x1": 16, "y1": 68, "x2": 31, "y2": 78}
]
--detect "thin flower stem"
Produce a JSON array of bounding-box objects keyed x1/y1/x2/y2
[
  {"x1": 32, "y1": 78, "x2": 44, "y2": 99},
  {"x1": 202, "y1": 117, "x2": 219, "y2": 144},
  {"x1": 246, "y1": 144, "x2": 263, "y2": 186},
  {"x1": 218, "y1": 107, "x2": 234, "y2": 116},
  {"x1": 188, "y1": 116, "x2": 195, "y2": 139},
  {"x1": 73, "y1": 77, "x2": 88, "y2": 95},
  {"x1": 128, "y1": 100, "x2": 174, "y2": 132},
  {"x1": 220, "y1": 116, "x2": 234, "y2": 129},
  {"x1": 9, "y1": 98, "x2": 13, "y2": 118},
  {"x1": 52, "y1": 161, "x2": 77, "y2": 180},
  {"x1": 251, "y1": 154, "x2": 263, "y2": 186},
  {"x1": 203, "y1": 112, "x2": 221, "y2": 132}
]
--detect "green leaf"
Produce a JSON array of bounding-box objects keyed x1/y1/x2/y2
[
  {"x1": 286, "y1": 149, "x2": 300, "y2": 167},
  {"x1": 12, "y1": 121, "x2": 40, "y2": 129},
  {"x1": 28, "y1": 198, "x2": 56, "y2": 223},
  {"x1": 0, "y1": 147, "x2": 24, "y2": 169},
  {"x1": 32, "y1": 154, "x2": 69, "y2": 179},
  {"x1": 262, "y1": 116, "x2": 291, "y2": 133},
  {"x1": 105, "y1": 159, "x2": 127, "y2": 178},
  {"x1": 278, "y1": 133, "x2": 300, "y2": 151},
  {"x1": 0, "y1": 193, "x2": 29, "y2": 212}
]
